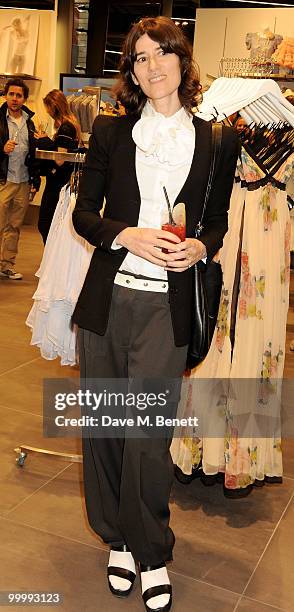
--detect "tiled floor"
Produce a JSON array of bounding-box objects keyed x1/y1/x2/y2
[{"x1": 0, "y1": 225, "x2": 293, "y2": 612}]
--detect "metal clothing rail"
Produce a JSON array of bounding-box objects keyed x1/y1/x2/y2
[
  {"x1": 35, "y1": 150, "x2": 86, "y2": 163},
  {"x1": 15, "y1": 149, "x2": 85, "y2": 467},
  {"x1": 14, "y1": 446, "x2": 82, "y2": 466}
]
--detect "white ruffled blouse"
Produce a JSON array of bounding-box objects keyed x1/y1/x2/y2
[
  {"x1": 132, "y1": 100, "x2": 195, "y2": 166},
  {"x1": 115, "y1": 101, "x2": 195, "y2": 281}
]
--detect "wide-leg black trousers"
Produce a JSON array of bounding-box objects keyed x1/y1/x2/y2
[{"x1": 79, "y1": 284, "x2": 188, "y2": 565}]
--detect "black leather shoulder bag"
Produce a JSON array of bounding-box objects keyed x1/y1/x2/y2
[{"x1": 186, "y1": 123, "x2": 223, "y2": 370}]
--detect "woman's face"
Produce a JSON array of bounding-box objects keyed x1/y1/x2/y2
[
  {"x1": 235, "y1": 117, "x2": 247, "y2": 133},
  {"x1": 44, "y1": 103, "x2": 54, "y2": 119},
  {"x1": 132, "y1": 33, "x2": 181, "y2": 112}
]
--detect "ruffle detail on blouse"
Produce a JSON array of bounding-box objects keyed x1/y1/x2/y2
[{"x1": 132, "y1": 102, "x2": 195, "y2": 166}]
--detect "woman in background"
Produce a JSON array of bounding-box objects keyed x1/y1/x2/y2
[{"x1": 36, "y1": 89, "x2": 81, "y2": 244}]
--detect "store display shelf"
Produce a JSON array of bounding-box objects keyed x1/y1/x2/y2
[
  {"x1": 0, "y1": 73, "x2": 41, "y2": 81},
  {"x1": 231, "y1": 73, "x2": 294, "y2": 80},
  {"x1": 36, "y1": 149, "x2": 86, "y2": 163}
]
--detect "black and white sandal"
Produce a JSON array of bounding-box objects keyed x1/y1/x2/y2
[
  {"x1": 107, "y1": 544, "x2": 136, "y2": 598},
  {"x1": 140, "y1": 562, "x2": 172, "y2": 612}
]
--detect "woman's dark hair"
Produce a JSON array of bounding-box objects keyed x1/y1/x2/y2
[
  {"x1": 4, "y1": 78, "x2": 29, "y2": 100},
  {"x1": 112, "y1": 16, "x2": 201, "y2": 115}
]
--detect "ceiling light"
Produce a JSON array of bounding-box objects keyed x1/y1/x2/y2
[
  {"x1": 0, "y1": 5, "x2": 38, "y2": 9},
  {"x1": 105, "y1": 50, "x2": 123, "y2": 55},
  {"x1": 171, "y1": 18, "x2": 195, "y2": 23},
  {"x1": 222, "y1": 0, "x2": 294, "y2": 6}
]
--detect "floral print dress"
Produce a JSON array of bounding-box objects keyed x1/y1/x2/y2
[{"x1": 171, "y1": 147, "x2": 293, "y2": 489}]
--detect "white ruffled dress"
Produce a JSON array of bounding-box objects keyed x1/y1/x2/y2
[{"x1": 26, "y1": 185, "x2": 94, "y2": 365}]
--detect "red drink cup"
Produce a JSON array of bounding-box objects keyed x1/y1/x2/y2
[{"x1": 161, "y1": 223, "x2": 186, "y2": 254}]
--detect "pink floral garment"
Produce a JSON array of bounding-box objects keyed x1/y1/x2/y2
[{"x1": 171, "y1": 148, "x2": 293, "y2": 489}]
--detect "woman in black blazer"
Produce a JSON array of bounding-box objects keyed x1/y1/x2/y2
[{"x1": 72, "y1": 16, "x2": 238, "y2": 612}]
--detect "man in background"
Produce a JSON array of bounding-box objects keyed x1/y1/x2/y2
[{"x1": 0, "y1": 77, "x2": 40, "y2": 280}]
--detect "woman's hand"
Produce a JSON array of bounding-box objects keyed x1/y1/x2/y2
[
  {"x1": 163, "y1": 238, "x2": 207, "y2": 272},
  {"x1": 116, "y1": 227, "x2": 182, "y2": 267},
  {"x1": 34, "y1": 122, "x2": 49, "y2": 139},
  {"x1": 34, "y1": 130, "x2": 48, "y2": 139}
]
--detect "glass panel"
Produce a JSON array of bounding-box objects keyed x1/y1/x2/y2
[
  {"x1": 172, "y1": 1, "x2": 196, "y2": 46},
  {"x1": 104, "y1": 2, "x2": 161, "y2": 76},
  {"x1": 72, "y1": 1, "x2": 90, "y2": 73}
]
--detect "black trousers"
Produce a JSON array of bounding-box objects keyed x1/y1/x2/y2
[
  {"x1": 79, "y1": 284, "x2": 188, "y2": 565},
  {"x1": 38, "y1": 183, "x2": 61, "y2": 245},
  {"x1": 38, "y1": 171, "x2": 71, "y2": 245}
]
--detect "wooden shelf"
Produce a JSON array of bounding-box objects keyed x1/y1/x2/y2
[
  {"x1": 230, "y1": 73, "x2": 294, "y2": 81},
  {"x1": 0, "y1": 73, "x2": 41, "y2": 81}
]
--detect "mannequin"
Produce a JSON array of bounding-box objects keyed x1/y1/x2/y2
[
  {"x1": 246, "y1": 27, "x2": 283, "y2": 62},
  {"x1": 258, "y1": 26, "x2": 275, "y2": 39}
]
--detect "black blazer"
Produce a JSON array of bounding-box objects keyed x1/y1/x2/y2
[
  {"x1": 0, "y1": 102, "x2": 41, "y2": 190},
  {"x1": 72, "y1": 113, "x2": 239, "y2": 346},
  {"x1": 37, "y1": 121, "x2": 79, "y2": 188}
]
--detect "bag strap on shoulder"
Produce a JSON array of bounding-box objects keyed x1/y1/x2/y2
[{"x1": 196, "y1": 123, "x2": 223, "y2": 236}]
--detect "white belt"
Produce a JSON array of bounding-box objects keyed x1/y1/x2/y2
[{"x1": 114, "y1": 271, "x2": 168, "y2": 293}]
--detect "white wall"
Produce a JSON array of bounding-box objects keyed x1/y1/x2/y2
[
  {"x1": 33, "y1": 4, "x2": 72, "y2": 206},
  {"x1": 34, "y1": 9, "x2": 58, "y2": 123},
  {"x1": 194, "y1": 8, "x2": 294, "y2": 89},
  {"x1": 55, "y1": 0, "x2": 73, "y2": 90},
  {"x1": 0, "y1": 3, "x2": 72, "y2": 124}
]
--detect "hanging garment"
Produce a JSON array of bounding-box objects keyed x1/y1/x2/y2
[
  {"x1": 66, "y1": 94, "x2": 99, "y2": 133},
  {"x1": 26, "y1": 185, "x2": 94, "y2": 365},
  {"x1": 272, "y1": 37, "x2": 294, "y2": 71},
  {"x1": 79, "y1": 95, "x2": 95, "y2": 132},
  {"x1": 71, "y1": 94, "x2": 88, "y2": 128},
  {"x1": 66, "y1": 93, "x2": 76, "y2": 113},
  {"x1": 88, "y1": 97, "x2": 98, "y2": 132},
  {"x1": 245, "y1": 31, "x2": 283, "y2": 62},
  {"x1": 171, "y1": 147, "x2": 293, "y2": 489},
  {"x1": 196, "y1": 78, "x2": 294, "y2": 127}
]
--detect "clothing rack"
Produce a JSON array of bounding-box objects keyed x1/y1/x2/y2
[
  {"x1": 35, "y1": 149, "x2": 86, "y2": 163},
  {"x1": 14, "y1": 446, "x2": 82, "y2": 466},
  {"x1": 66, "y1": 86, "x2": 117, "y2": 135},
  {"x1": 15, "y1": 148, "x2": 86, "y2": 467},
  {"x1": 197, "y1": 77, "x2": 294, "y2": 127},
  {"x1": 67, "y1": 85, "x2": 102, "y2": 117}
]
